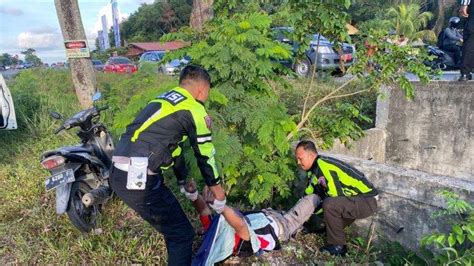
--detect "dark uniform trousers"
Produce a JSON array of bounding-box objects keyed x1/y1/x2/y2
[
  {"x1": 323, "y1": 196, "x2": 377, "y2": 245},
  {"x1": 461, "y1": 12, "x2": 474, "y2": 75},
  {"x1": 110, "y1": 167, "x2": 195, "y2": 266}
]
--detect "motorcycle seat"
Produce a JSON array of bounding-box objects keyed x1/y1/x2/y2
[{"x1": 41, "y1": 145, "x2": 94, "y2": 159}]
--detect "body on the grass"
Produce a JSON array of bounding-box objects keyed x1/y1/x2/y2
[{"x1": 185, "y1": 180, "x2": 321, "y2": 266}]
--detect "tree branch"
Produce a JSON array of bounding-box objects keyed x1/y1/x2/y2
[
  {"x1": 301, "y1": 35, "x2": 321, "y2": 120},
  {"x1": 287, "y1": 76, "x2": 357, "y2": 141},
  {"x1": 324, "y1": 88, "x2": 369, "y2": 102}
]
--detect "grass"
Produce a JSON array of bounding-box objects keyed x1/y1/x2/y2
[{"x1": 0, "y1": 68, "x2": 406, "y2": 264}]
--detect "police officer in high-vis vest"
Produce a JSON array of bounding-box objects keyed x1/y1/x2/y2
[
  {"x1": 295, "y1": 140, "x2": 378, "y2": 256},
  {"x1": 110, "y1": 65, "x2": 227, "y2": 265}
]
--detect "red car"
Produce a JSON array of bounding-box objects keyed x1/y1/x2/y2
[{"x1": 104, "y1": 56, "x2": 137, "y2": 73}]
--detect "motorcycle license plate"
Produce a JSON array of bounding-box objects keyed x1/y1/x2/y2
[{"x1": 45, "y1": 169, "x2": 75, "y2": 191}]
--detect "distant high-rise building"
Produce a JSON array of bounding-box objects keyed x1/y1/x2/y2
[
  {"x1": 97, "y1": 30, "x2": 105, "y2": 50},
  {"x1": 111, "y1": 0, "x2": 121, "y2": 47},
  {"x1": 101, "y1": 15, "x2": 110, "y2": 50}
]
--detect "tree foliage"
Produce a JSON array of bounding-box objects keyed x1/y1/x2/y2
[
  {"x1": 21, "y1": 48, "x2": 42, "y2": 67},
  {"x1": 162, "y1": 8, "x2": 297, "y2": 204},
  {"x1": 387, "y1": 1, "x2": 436, "y2": 42},
  {"x1": 0, "y1": 53, "x2": 19, "y2": 67},
  {"x1": 119, "y1": 0, "x2": 192, "y2": 43}
]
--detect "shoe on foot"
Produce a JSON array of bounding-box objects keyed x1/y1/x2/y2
[
  {"x1": 459, "y1": 74, "x2": 472, "y2": 81},
  {"x1": 319, "y1": 244, "x2": 347, "y2": 256}
]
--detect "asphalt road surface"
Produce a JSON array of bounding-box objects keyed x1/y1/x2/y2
[{"x1": 0, "y1": 69, "x2": 20, "y2": 80}]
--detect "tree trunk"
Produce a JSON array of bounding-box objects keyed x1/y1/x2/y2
[
  {"x1": 54, "y1": 0, "x2": 96, "y2": 108},
  {"x1": 433, "y1": 0, "x2": 446, "y2": 35},
  {"x1": 190, "y1": 0, "x2": 214, "y2": 31}
]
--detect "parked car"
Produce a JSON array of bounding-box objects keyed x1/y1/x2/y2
[
  {"x1": 104, "y1": 56, "x2": 137, "y2": 74},
  {"x1": 17, "y1": 62, "x2": 33, "y2": 69},
  {"x1": 159, "y1": 57, "x2": 190, "y2": 75},
  {"x1": 139, "y1": 51, "x2": 166, "y2": 70},
  {"x1": 92, "y1": 60, "x2": 104, "y2": 71},
  {"x1": 139, "y1": 51, "x2": 189, "y2": 75},
  {"x1": 273, "y1": 27, "x2": 356, "y2": 77}
]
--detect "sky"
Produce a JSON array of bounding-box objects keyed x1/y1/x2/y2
[{"x1": 0, "y1": 0, "x2": 154, "y2": 64}]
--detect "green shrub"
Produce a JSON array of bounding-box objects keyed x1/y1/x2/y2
[{"x1": 420, "y1": 190, "x2": 474, "y2": 264}]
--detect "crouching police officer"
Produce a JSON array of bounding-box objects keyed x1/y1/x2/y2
[
  {"x1": 110, "y1": 65, "x2": 226, "y2": 265},
  {"x1": 295, "y1": 140, "x2": 378, "y2": 256}
]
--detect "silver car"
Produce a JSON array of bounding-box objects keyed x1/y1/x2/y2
[
  {"x1": 273, "y1": 28, "x2": 356, "y2": 77},
  {"x1": 159, "y1": 57, "x2": 190, "y2": 76}
]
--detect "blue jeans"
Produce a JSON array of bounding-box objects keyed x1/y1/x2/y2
[{"x1": 110, "y1": 167, "x2": 194, "y2": 265}]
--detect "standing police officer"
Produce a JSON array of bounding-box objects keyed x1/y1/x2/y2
[
  {"x1": 295, "y1": 140, "x2": 378, "y2": 256},
  {"x1": 110, "y1": 65, "x2": 226, "y2": 265},
  {"x1": 459, "y1": 0, "x2": 474, "y2": 81}
]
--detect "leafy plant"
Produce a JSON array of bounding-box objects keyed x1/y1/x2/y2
[
  {"x1": 386, "y1": 1, "x2": 436, "y2": 43},
  {"x1": 420, "y1": 190, "x2": 474, "y2": 265},
  {"x1": 162, "y1": 9, "x2": 297, "y2": 205}
]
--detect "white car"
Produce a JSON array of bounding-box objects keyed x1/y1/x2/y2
[{"x1": 0, "y1": 74, "x2": 17, "y2": 130}]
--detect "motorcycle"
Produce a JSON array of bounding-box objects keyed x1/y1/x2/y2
[
  {"x1": 425, "y1": 45, "x2": 461, "y2": 71},
  {"x1": 40, "y1": 93, "x2": 114, "y2": 232}
]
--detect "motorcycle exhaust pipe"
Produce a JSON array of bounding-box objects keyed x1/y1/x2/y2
[{"x1": 82, "y1": 185, "x2": 112, "y2": 207}]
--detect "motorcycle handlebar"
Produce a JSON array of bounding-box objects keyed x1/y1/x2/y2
[{"x1": 54, "y1": 105, "x2": 108, "y2": 134}]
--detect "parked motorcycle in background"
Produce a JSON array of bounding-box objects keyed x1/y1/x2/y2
[
  {"x1": 425, "y1": 45, "x2": 462, "y2": 71},
  {"x1": 40, "y1": 93, "x2": 114, "y2": 232}
]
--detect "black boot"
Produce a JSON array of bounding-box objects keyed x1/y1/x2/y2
[
  {"x1": 319, "y1": 244, "x2": 347, "y2": 256},
  {"x1": 459, "y1": 73, "x2": 472, "y2": 81}
]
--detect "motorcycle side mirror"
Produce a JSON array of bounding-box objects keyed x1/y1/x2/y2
[
  {"x1": 92, "y1": 92, "x2": 102, "y2": 102},
  {"x1": 49, "y1": 111, "x2": 63, "y2": 120}
]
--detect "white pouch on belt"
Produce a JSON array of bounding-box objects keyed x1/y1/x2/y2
[{"x1": 126, "y1": 157, "x2": 148, "y2": 190}]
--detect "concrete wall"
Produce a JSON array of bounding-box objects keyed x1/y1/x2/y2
[
  {"x1": 328, "y1": 128, "x2": 386, "y2": 163},
  {"x1": 325, "y1": 153, "x2": 474, "y2": 250},
  {"x1": 323, "y1": 81, "x2": 473, "y2": 250},
  {"x1": 377, "y1": 82, "x2": 474, "y2": 180}
]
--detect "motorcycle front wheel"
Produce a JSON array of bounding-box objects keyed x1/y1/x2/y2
[{"x1": 67, "y1": 181, "x2": 99, "y2": 233}]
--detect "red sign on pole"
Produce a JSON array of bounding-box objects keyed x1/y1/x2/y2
[{"x1": 64, "y1": 40, "x2": 90, "y2": 59}]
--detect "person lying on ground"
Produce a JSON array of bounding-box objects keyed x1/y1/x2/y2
[{"x1": 184, "y1": 180, "x2": 321, "y2": 266}]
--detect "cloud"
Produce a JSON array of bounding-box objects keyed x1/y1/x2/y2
[
  {"x1": 17, "y1": 27, "x2": 62, "y2": 49},
  {"x1": 0, "y1": 6, "x2": 23, "y2": 16}
]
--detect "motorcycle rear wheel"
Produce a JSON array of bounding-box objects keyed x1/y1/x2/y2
[{"x1": 67, "y1": 181, "x2": 100, "y2": 233}]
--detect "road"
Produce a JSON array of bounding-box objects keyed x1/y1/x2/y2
[
  {"x1": 0, "y1": 69, "x2": 20, "y2": 80},
  {"x1": 405, "y1": 71, "x2": 462, "y2": 82}
]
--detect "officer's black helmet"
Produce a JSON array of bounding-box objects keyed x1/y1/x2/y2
[{"x1": 449, "y1": 17, "x2": 461, "y2": 29}]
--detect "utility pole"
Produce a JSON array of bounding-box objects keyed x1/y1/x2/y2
[{"x1": 54, "y1": 0, "x2": 96, "y2": 108}]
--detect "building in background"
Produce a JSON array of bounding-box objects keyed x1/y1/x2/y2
[
  {"x1": 126, "y1": 41, "x2": 189, "y2": 57},
  {"x1": 111, "y1": 0, "x2": 121, "y2": 47},
  {"x1": 97, "y1": 30, "x2": 105, "y2": 51},
  {"x1": 101, "y1": 15, "x2": 111, "y2": 50}
]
